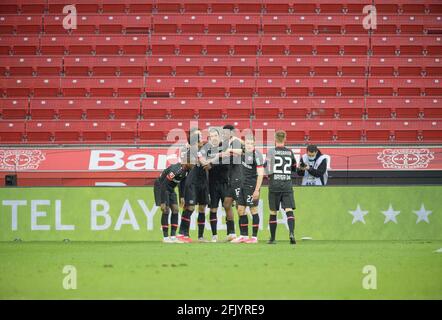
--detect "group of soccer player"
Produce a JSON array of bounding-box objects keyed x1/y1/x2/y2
[{"x1": 154, "y1": 125, "x2": 297, "y2": 245}]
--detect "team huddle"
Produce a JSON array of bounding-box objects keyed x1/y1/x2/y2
[{"x1": 154, "y1": 125, "x2": 297, "y2": 245}]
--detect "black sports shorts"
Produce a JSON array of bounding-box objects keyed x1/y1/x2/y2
[
  {"x1": 209, "y1": 182, "x2": 229, "y2": 209},
  {"x1": 154, "y1": 179, "x2": 178, "y2": 207},
  {"x1": 226, "y1": 181, "x2": 242, "y2": 201},
  {"x1": 184, "y1": 182, "x2": 209, "y2": 206},
  {"x1": 268, "y1": 191, "x2": 295, "y2": 211},
  {"x1": 237, "y1": 186, "x2": 259, "y2": 208}
]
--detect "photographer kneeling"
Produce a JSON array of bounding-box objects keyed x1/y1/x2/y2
[{"x1": 297, "y1": 145, "x2": 329, "y2": 186}]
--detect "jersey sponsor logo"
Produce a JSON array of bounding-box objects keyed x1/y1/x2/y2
[
  {"x1": 167, "y1": 172, "x2": 176, "y2": 181},
  {"x1": 377, "y1": 148, "x2": 435, "y2": 169},
  {"x1": 0, "y1": 149, "x2": 46, "y2": 171},
  {"x1": 242, "y1": 158, "x2": 254, "y2": 170}
]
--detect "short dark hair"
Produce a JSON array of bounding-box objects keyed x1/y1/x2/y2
[
  {"x1": 223, "y1": 124, "x2": 235, "y2": 131},
  {"x1": 307, "y1": 145, "x2": 318, "y2": 153}
]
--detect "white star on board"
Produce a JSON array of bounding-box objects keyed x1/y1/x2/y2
[
  {"x1": 349, "y1": 204, "x2": 369, "y2": 224},
  {"x1": 413, "y1": 204, "x2": 432, "y2": 224},
  {"x1": 381, "y1": 204, "x2": 400, "y2": 224}
]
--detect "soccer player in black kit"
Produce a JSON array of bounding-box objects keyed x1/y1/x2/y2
[
  {"x1": 177, "y1": 129, "x2": 210, "y2": 243},
  {"x1": 231, "y1": 134, "x2": 264, "y2": 244},
  {"x1": 154, "y1": 152, "x2": 194, "y2": 243},
  {"x1": 222, "y1": 124, "x2": 244, "y2": 241},
  {"x1": 265, "y1": 130, "x2": 297, "y2": 245},
  {"x1": 198, "y1": 127, "x2": 231, "y2": 242}
]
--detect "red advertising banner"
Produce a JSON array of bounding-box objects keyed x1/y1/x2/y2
[{"x1": 1, "y1": 147, "x2": 442, "y2": 174}]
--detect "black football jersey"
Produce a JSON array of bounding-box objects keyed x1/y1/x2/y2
[
  {"x1": 185, "y1": 144, "x2": 208, "y2": 185},
  {"x1": 227, "y1": 138, "x2": 244, "y2": 185},
  {"x1": 158, "y1": 163, "x2": 188, "y2": 191},
  {"x1": 241, "y1": 149, "x2": 264, "y2": 188},
  {"x1": 198, "y1": 142, "x2": 229, "y2": 184},
  {"x1": 265, "y1": 147, "x2": 297, "y2": 192}
]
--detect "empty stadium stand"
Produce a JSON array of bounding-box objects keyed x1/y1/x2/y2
[{"x1": 0, "y1": 0, "x2": 441, "y2": 145}]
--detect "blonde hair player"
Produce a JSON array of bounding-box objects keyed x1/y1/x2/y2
[
  {"x1": 265, "y1": 131, "x2": 298, "y2": 245},
  {"x1": 230, "y1": 134, "x2": 264, "y2": 243}
]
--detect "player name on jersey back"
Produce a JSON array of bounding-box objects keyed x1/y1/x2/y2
[{"x1": 267, "y1": 147, "x2": 297, "y2": 192}]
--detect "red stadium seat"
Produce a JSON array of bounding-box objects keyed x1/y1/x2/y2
[
  {"x1": 153, "y1": 14, "x2": 260, "y2": 34},
  {"x1": 257, "y1": 56, "x2": 369, "y2": 76},
  {"x1": 0, "y1": 14, "x2": 42, "y2": 34},
  {"x1": 146, "y1": 76, "x2": 255, "y2": 97},
  {"x1": 60, "y1": 76, "x2": 144, "y2": 97},
  {"x1": 368, "y1": 77, "x2": 442, "y2": 96},
  {"x1": 261, "y1": 14, "x2": 372, "y2": 35},
  {"x1": 40, "y1": 35, "x2": 150, "y2": 55},
  {"x1": 369, "y1": 56, "x2": 442, "y2": 77},
  {"x1": 0, "y1": 76, "x2": 60, "y2": 97},
  {"x1": 261, "y1": 34, "x2": 369, "y2": 56},
  {"x1": 367, "y1": 97, "x2": 442, "y2": 119},
  {"x1": 422, "y1": 129, "x2": 442, "y2": 142},
  {"x1": 0, "y1": 35, "x2": 39, "y2": 55},
  {"x1": 371, "y1": 35, "x2": 442, "y2": 56},
  {"x1": 1, "y1": 56, "x2": 62, "y2": 76},
  {"x1": 30, "y1": 98, "x2": 140, "y2": 120},
  {"x1": 422, "y1": 98, "x2": 442, "y2": 118},
  {"x1": 0, "y1": 0, "x2": 46, "y2": 14},
  {"x1": 138, "y1": 118, "x2": 251, "y2": 143},
  {"x1": 25, "y1": 120, "x2": 137, "y2": 143},
  {"x1": 64, "y1": 56, "x2": 146, "y2": 76},
  {"x1": 141, "y1": 98, "x2": 251, "y2": 119},
  {"x1": 0, "y1": 98, "x2": 28, "y2": 119},
  {"x1": 256, "y1": 77, "x2": 366, "y2": 97},
  {"x1": 0, "y1": 0, "x2": 441, "y2": 146},
  {"x1": 46, "y1": 0, "x2": 99, "y2": 14},
  {"x1": 146, "y1": 55, "x2": 257, "y2": 76},
  {"x1": 151, "y1": 34, "x2": 260, "y2": 56},
  {"x1": 43, "y1": 14, "x2": 152, "y2": 34},
  {"x1": 0, "y1": 120, "x2": 25, "y2": 143}
]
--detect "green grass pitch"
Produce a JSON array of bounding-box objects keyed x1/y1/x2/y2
[{"x1": 0, "y1": 240, "x2": 441, "y2": 299}]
